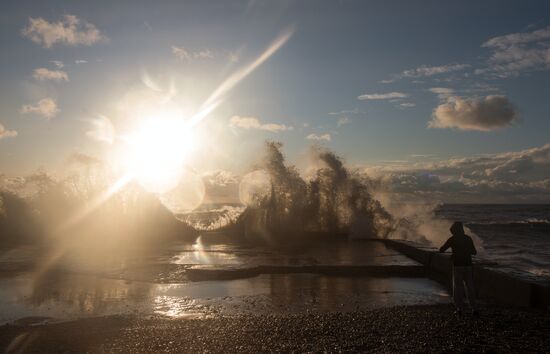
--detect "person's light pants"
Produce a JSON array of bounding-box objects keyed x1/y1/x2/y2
[{"x1": 452, "y1": 266, "x2": 476, "y2": 310}]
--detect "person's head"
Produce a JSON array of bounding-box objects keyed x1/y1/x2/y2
[{"x1": 450, "y1": 221, "x2": 465, "y2": 236}]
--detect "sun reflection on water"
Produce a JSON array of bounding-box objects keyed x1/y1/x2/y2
[
  {"x1": 153, "y1": 294, "x2": 203, "y2": 318},
  {"x1": 171, "y1": 236, "x2": 240, "y2": 265}
]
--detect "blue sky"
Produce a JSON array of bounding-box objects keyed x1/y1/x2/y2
[{"x1": 1, "y1": 0, "x2": 550, "y2": 202}]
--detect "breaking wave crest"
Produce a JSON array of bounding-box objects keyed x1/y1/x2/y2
[{"x1": 237, "y1": 142, "x2": 396, "y2": 244}]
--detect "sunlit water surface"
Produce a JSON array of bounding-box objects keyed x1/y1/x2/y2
[{"x1": 0, "y1": 239, "x2": 449, "y2": 324}]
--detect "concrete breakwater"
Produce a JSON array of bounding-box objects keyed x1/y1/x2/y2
[
  {"x1": 381, "y1": 239, "x2": 550, "y2": 308},
  {"x1": 181, "y1": 237, "x2": 548, "y2": 308}
]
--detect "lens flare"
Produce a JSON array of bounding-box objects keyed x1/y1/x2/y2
[
  {"x1": 159, "y1": 169, "x2": 205, "y2": 213},
  {"x1": 122, "y1": 110, "x2": 196, "y2": 193}
]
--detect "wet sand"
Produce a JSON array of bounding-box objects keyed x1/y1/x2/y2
[{"x1": 1, "y1": 305, "x2": 548, "y2": 353}]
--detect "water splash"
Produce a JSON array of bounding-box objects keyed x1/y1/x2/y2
[
  {"x1": 0, "y1": 157, "x2": 196, "y2": 270},
  {"x1": 239, "y1": 142, "x2": 394, "y2": 244}
]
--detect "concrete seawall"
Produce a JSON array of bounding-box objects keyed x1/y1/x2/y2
[{"x1": 381, "y1": 239, "x2": 550, "y2": 308}]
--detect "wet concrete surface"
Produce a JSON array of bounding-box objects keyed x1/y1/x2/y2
[
  {"x1": 0, "y1": 238, "x2": 451, "y2": 325},
  {"x1": 168, "y1": 237, "x2": 419, "y2": 267},
  {"x1": 0, "y1": 272, "x2": 449, "y2": 324}
]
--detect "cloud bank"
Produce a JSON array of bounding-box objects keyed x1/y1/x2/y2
[
  {"x1": 429, "y1": 95, "x2": 518, "y2": 131},
  {"x1": 229, "y1": 115, "x2": 293, "y2": 132},
  {"x1": 364, "y1": 143, "x2": 550, "y2": 203},
  {"x1": 22, "y1": 14, "x2": 104, "y2": 48}
]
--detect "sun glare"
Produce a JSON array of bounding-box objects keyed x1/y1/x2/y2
[{"x1": 122, "y1": 110, "x2": 197, "y2": 194}]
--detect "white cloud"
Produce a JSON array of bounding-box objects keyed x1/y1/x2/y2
[
  {"x1": 429, "y1": 87, "x2": 455, "y2": 100},
  {"x1": 172, "y1": 46, "x2": 215, "y2": 61},
  {"x1": 20, "y1": 98, "x2": 59, "y2": 119},
  {"x1": 22, "y1": 14, "x2": 104, "y2": 48},
  {"x1": 229, "y1": 115, "x2": 293, "y2": 132},
  {"x1": 383, "y1": 63, "x2": 469, "y2": 82},
  {"x1": 50, "y1": 60, "x2": 64, "y2": 68},
  {"x1": 429, "y1": 95, "x2": 518, "y2": 132},
  {"x1": 328, "y1": 108, "x2": 361, "y2": 115},
  {"x1": 306, "y1": 133, "x2": 331, "y2": 141},
  {"x1": 409, "y1": 154, "x2": 435, "y2": 158},
  {"x1": 337, "y1": 116, "x2": 351, "y2": 126},
  {"x1": 483, "y1": 26, "x2": 550, "y2": 48},
  {"x1": 401, "y1": 63, "x2": 469, "y2": 78},
  {"x1": 172, "y1": 46, "x2": 190, "y2": 60},
  {"x1": 478, "y1": 26, "x2": 550, "y2": 77},
  {"x1": 194, "y1": 49, "x2": 214, "y2": 59},
  {"x1": 358, "y1": 92, "x2": 408, "y2": 100},
  {"x1": 0, "y1": 123, "x2": 17, "y2": 140},
  {"x1": 398, "y1": 102, "x2": 416, "y2": 108},
  {"x1": 260, "y1": 123, "x2": 293, "y2": 132},
  {"x1": 430, "y1": 86, "x2": 501, "y2": 101},
  {"x1": 429, "y1": 87, "x2": 454, "y2": 95},
  {"x1": 32, "y1": 67, "x2": 69, "y2": 82},
  {"x1": 75, "y1": 59, "x2": 88, "y2": 64},
  {"x1": 463, "y1": 83, "x2": 500, "y2": 94}
]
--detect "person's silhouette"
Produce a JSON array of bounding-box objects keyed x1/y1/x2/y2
[{"x1": 440, "y1": 221, "x2": 478, "y2": 315}]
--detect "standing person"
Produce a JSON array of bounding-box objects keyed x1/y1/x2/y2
[{"x1": 440, "y1": 221, "x2": 478, "y2": 315}]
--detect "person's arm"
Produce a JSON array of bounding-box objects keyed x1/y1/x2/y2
[{"x1": 440, "y1": 237, "x2": 452, "y2": 253}]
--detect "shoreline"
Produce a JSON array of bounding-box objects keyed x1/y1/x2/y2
[{"x1": 1, "y1": 304, "x2": 548, "y2": 353}]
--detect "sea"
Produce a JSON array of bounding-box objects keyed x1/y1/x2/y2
[
  {"x1": 435, "y1": 204, "x2": 550, "y2": 280},
  {"x1": 0, "y1": 203, "x2": 547, "y2": 323},
  {"x1": 184, "y1": 203, "x2": 550, "y2": 281}
]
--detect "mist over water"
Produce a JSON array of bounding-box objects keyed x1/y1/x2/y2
[
  {"x1": 0, "y1": 158, "x2": 195, "y2": 272},
  {"x1": 5, "y1": 141, "x2": 550, "y2": 283},
  {"x1": 0, "y1": 142, "x2": 459, "y2": 257},
  {"x1": 0, "y1": 140, "x2": 486, "y2": 287},
  {"x1": 235, "y1": 142, "x2": 452, "y2": 246}
]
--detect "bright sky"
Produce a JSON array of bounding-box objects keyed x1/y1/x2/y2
[{"x1": 1, "y1": 0, "x2": 550, "y2": 202}]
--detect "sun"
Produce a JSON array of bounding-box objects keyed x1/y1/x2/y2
[{"x1": 121, "y1": 110, "x2": 197, "y2": 194}]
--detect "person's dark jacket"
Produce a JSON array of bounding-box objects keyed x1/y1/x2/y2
[{"x1": 440, "y1": 222, "x2": 477, "y2": 266}]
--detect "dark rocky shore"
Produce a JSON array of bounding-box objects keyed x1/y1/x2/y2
[{"x1": 1, "y1": 304, "x2": 548, "y2": 353}]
